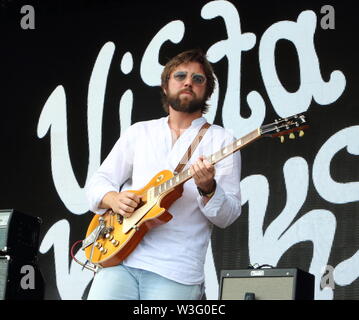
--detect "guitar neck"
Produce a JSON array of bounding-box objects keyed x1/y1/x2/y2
[{"x1": 154, "y1": 128, "x2": 262, "y2": 194}]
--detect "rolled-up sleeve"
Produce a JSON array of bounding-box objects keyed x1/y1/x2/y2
[{"x1": 197, "y1": 149, "x2": 241, "y2": 228}]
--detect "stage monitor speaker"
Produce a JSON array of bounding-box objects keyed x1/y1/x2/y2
[
  {"x1": 0, "y1": 256, "x2": 44, "y2": 300},
  {"x1": 219, "y1": 268, "x2": 314, "y2": 300},
  {"x1": 0, "y1": 209, "x2": 41, "y2": 261}
]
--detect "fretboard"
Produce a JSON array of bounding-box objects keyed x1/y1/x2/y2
[{"x1": 153, "y1": 128, "x2": 261, "y2": 196}]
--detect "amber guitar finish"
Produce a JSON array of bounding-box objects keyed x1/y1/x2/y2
[
  {"x1": 84, "y1": 170, "x2": 183, "y2": 267},
  {"x1": 83, "y1": 113, "x2": 308, "y2": 268}
]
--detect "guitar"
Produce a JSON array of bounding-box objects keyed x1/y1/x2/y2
[{"x1": 82, "y1": 113, "x2": 308, "y2": 269}]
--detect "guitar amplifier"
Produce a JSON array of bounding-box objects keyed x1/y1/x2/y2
[
  {"x1": 0, "y1": 256, "x2": 44, "y2": 300},
  {"x1": 0, "y1": 209, "x2": 42, "y2": 261},
  {"x1": 219, "y1": 268, "x2": 314, "y2": 300}
]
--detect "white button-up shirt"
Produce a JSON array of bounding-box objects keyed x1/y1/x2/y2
[{"x1": 86, "y1": 116, "x2": 241, "y2": 285}]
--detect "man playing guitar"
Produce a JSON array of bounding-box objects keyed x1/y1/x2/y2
[{"x1": 85, "y1": 49, "x2": 242, "y2": 300}]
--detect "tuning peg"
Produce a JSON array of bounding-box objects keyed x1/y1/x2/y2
[
  {"x1": 299, "y1": 130, "x2": 305, "y2": 137},
  {"x1": 279, "y1": 136, "x2": 285, "y2": 143},
  {"x1": 289, "y1": 133, "x2": 295, "y2": 139}
]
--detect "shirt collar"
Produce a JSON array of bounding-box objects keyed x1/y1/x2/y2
[{"x1": 165, "y1": 115, "x2": 206, "y2": 129}]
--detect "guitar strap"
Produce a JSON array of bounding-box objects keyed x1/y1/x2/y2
[{"x1": 173, "y1": 122, "x2": 211, "y2": 174}]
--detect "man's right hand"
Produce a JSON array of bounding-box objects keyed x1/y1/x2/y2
[{"x1": 100, "y1": 191, "x2": 142, "y2": 218}]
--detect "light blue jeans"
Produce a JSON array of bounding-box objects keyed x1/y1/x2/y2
[{"x1": 87, "y1": 264, "x2": 204, "y2": 300}]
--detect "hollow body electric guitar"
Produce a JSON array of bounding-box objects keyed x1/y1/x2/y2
[{"x1": 82, "y1": 114, "x2": 308, "y2": 269}]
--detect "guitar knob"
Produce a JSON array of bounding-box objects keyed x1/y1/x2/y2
[
  {"x1": 299, "y1": 130, "x2": 305, "y2": 137},
  {"x1": 105, "y1": 233, "x2": 114, "y2": 240},
  {"x1": 94, "y1": 242, "x2": 102, "y2": 248},
  {"x1": 99, "y1": 247, "x2": 107, "y2": 254},
  {"x1": 111, "y1": 239, "x2": 119, "y2": 246},
  {"x1": 289, "y1": 133, "x2": 295, "y2": 139}
]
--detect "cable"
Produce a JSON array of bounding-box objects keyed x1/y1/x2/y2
[{"x1": 71, "y1": 240, "x2": 99, "y2": 274}]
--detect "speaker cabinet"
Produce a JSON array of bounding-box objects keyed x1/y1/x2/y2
[
  {"x1": 0, "y1": 209, "x2": 41, "y2": 261},
  {"x1": 0, "y1": 209, "x2": 44, "y2": 300},
  {"x1": 219, "y1": 268, "x2": 314, "y2": 300},
  {"x1": 0, "y1": 256, "x2": 44, "y2": 300}
]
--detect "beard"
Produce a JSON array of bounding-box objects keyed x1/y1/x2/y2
[{"x1": 165, "y1": 89, "x2": 206, "y2": 114}]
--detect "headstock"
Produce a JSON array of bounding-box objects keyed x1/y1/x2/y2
[{"x1": 260, "y1": 113, "x2": 308, "y2": 143}]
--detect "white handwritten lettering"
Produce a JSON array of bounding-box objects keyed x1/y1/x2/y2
[{"x1": 36, "y1": 1, "x2": 349, "y2": 300}]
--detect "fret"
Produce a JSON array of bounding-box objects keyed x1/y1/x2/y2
[
  {"x1": 171, "y1": 176, "x2": 178, "y2": 188},
  {"x1": 224, "y1": 144, "x2": 234, "y2": 154},
  {"x1": 155, "y1": 129, "x2": 261, "y2": 196},
  {"x1": 230, "y1": 141, "x2": 236, "y2": 151},
  {"x1": 177, "y1": 172, "x2": 183, "y2": 182},
  {"x1": 147, "y1": 187, "x2": 155, "y2": 202},
  {"x1": 242, "y1": 130, "x2": 259, "y2": 145},
  {"x1": 213, "y1": 150, "x2": 222, "y2": 162},
  {"x1": 168, "y1": 169, "x2": 192, "y2": 189}
]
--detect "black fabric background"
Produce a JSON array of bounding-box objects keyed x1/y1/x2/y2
[{"x1": 0, "y1": 0, "x2": 358, "y2": 299}]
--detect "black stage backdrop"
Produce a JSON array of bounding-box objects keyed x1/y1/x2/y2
[{"x1": 1, "y1": 0, "x2": 358, "y2": 300}]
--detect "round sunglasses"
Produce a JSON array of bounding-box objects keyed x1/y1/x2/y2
[{"x1": 172, "y1": 71, "x2": 207, "y2": 85}]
